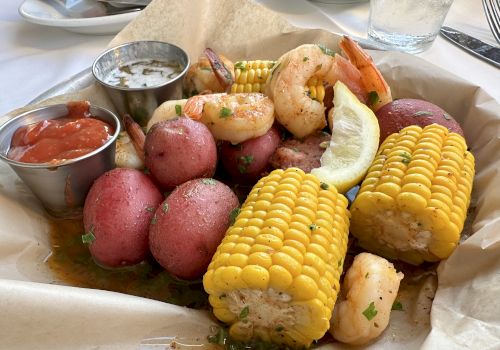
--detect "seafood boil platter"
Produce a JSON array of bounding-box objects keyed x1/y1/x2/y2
[{"x1": 1, "y1": 0, "x2": 499, "y2": 349}]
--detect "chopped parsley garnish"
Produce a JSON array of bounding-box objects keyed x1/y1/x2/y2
[
  {"x1": 362, "y1": 302, "x2": 378, "y2": 320},
  {"x1": 150, "y1": 215, "x2": 158, "y2": 225},
  {"x1": 145, "y1": 206, "x2": 155, "y2": 212},
  {"x1": 365, "y1": 272, "x2": 370, "y2": 279},
  {"x1": 162, "y1": 202, "x2": 169, "y2": 213},
  {"x1": 229, "y1": 207, "x2": 241, "y2": 225},
  {"x1": 367, "y1": 91, "x2": 379, "y2": 107},
  {"x1": 234, "y1": 62, "x2": 246, "y2": 71},
  {"x1": 275, "y1": 325, "x2": 284, "y2": 332},
  {"x1": 392, "y1": 301, "x2": 404, "y2": 311},
  {"x1": 400, "y1": 152, "x2": 411, "y2": 164},
  {"x1": 412, "y1": 111, "x2": 433, "y2": 117},
  {"x1": 303, "y1": 56, "x2": 309, "y2": 62},
  {"x1": 207, "y1": 326, "x2": 228, "y2": 345},
  {"x1": 240, "y1": 155, "x2": 254, "y2": 165},
  {"x1": 317, "y1": 44, "x2": 335, "y2": 56},
  {"x1": 320, "y1": 182, "x2": 329, "y2": 190},
  {"x1": 309, "y1": 224, "x2": 318, "y2": 231},
  {"x1": 200, "y1": 67, "x2": 212, "y2": 71},
  {"x1": 175, "y1": 104, "x2": 182, "y2": 116},
  {"x1": 239, "y1": 306, "x2": 250, "y2": 321},
  {"x1": 201, "y1": 178, "x2": 217, "y2": 185},
  {"x1": 315, "y1": 63, "x2": 323, "y2": 71},
  {"x1": 338, "y1": 258, "x2": 343, "y2": 267},
  {"x1": 81, "y1": 226, "x2": 96, "y2": 244},
  {"x1": 220, "y1": 107, "x2": 233, "y2": 118}
]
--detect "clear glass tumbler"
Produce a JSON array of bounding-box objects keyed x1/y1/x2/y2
[{"x1": 368, "y1": 0, "x2": 454, "y2": 54}]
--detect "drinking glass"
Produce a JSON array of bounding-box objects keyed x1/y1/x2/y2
[{"x1": 368, "y1": 0, "x2": 454, "y2": 53}]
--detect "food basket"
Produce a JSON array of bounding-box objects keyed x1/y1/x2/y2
[{"x1": 0, "y1": 0, "x2": 499, "y2": 348}]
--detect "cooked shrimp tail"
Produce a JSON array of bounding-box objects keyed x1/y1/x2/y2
[
  {"x1": 339, "y1": 36, "x2": 392, "y2": 111},
  {"x1": 204, "y1": 48, "x2": 234, "y2": 92},
  {"x1": 123, "y1": 114, "x2": 145, "y2": 163},
  {"x1": 330, "y1": 252, "x2": 403, "y2": 346},
  {"x1": 183, "y1": 93, "x2": 227, "y2": 121}
]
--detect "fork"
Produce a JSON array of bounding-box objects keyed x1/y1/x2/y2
[{"x1": 482, "y1": 0, "x2": 500, "y2": 44}]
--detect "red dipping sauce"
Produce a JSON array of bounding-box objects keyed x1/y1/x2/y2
[{"x1": 8, "y1": 101, "x2": 114, "y2": 164}]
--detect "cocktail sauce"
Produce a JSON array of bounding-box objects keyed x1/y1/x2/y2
[{"x1": 8, "y1": 101, "x2": 114, "y2": 164}]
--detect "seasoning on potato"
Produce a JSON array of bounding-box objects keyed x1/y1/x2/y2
[
  {"x1": 149, "y1": 178, "x2": 239, "y2": 280},
  {"x1": 144, "y1": 117, "x2": 217, "y2": 190},
  {"x1": 82, "y1": 168, "x2": 163, "y2": 268},
  {"x1": 375, "y1": 98, "x2": 464, "y2": 142}
]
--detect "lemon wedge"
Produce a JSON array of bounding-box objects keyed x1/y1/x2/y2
[{"x1": 311, "y1": 81, "x2": 380, "y2": 193}]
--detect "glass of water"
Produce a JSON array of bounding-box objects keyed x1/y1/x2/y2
[{"x1": 368, "y1": 0, "x2": 454, "y2": 54}]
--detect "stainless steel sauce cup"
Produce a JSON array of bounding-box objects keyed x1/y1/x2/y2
[
  {"x1": 92, "y1": 40, "x2": 190, "y2": 126},
  {"x1": 0, "y1": 104, "x2": 120, "y2": 219}
]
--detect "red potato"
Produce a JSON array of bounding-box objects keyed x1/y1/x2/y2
[
  {"x1": 376, "y1": 98, "x2": 464, "y2": 142},
  {"x1": 83, "y1": 168, "x2": 163, "y2": 268},
  {"x1": 145, "y1": 117, "x2": 217, "y2": 191},
  {"x1": 220, "y1": 126, "x2": 281, "y2": 183},
  {"x1": 149, "y1": 178, "x2": 239, "y2": 280}
]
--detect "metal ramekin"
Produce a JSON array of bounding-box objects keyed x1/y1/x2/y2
[{"x1": 0, "y1": 103, "x2": 120, "y2": 219}]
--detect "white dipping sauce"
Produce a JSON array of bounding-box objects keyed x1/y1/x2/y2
[{"x1": 104, "y1": 59, "x2": 182, "y2": 88}]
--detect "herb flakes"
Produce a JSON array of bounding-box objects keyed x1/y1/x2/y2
[
  {"x1": 317, "y1": 44, "x2": 335, "y2": 56},
  {"x1": 201, "y1": 178, "x2": 217, "y2": 185},
  {"x1": 229, "y1": 207, "x2": 241, "y2": 225},
  {"x1": 392, "y1": 301, "x2": 404, "y2": 311},
  {"x1": 220, "y1": 107, "x2": 233, "y2": 118},
  {"x1": 412, "y1": 111, "x2": 433, "y2": 117},
  {"x1": 162, "y1": 202, "x2": 170, "y2": 214},
  {"x1": 81, "y1": 227, "x2": 96, "y2": 245},
  {"x1": 234, "y1": 62, "x2": 246, "y2": 71},
  {"x1": 320, "y1": 182, "x2": 329, "y2": 190},
  {"x1": 239, "y1": 306, "x2": 250, "y2": 321},
  {"x1": 367, "y1": 91, "x2": 380, "y2": 107},
  {"x1": 175, "y1": 104, "x2": 182, "y2": 116},
  {"x1": 362, "y1": 301, "x2": 378, "y2": 320}
]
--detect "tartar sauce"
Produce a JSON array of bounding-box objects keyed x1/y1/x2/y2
[{"x1": 104, "y1": 59, "x2": 183, "y2": 88}]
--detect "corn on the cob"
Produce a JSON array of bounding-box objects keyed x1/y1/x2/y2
[
  {"x1": 203, "y1": 168, "x2": 350, "y2": 348},
  {"x1": 350, "y1": 124, "x2": 475, "y2": 265},
  {"x1": 230, "y1": 60, "x2": 326, "y2": 103}
]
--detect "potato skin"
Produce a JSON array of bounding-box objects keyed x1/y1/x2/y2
[
  {"x1": 220, "y1": 126, "x2": 281, "y2": 183},
  {"x1": 83, "y1": 168, "x2": 163, "y2": 268},
  {"x1": 149, "y1": 178, "x2": 239, "y2": 280},
  {"x1": 145, "y1": 117, "x2": 217, "y2": 191},
  {"x1": 376, "y1": 99, "x2": 464, "y2": 142}
]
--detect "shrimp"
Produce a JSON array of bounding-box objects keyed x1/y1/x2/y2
[
  {"x1": 115, "y1": 115, "x2": 146, "y2": 169},
  {"x1": 266, "y1": 39, "x2": 392, "y2": 138},
  {"x1": 330, "y1": 252, "x2": 404, "y2": 346},
  {"x1": 339, "y1": 36, "x2": 392, "y2": 111},
  {"x1": 183, "y1": 92, "x2": 274, "y2": 144},
  {"x1": 183, "y1": 49, "x2": 234, "y2": 96}
]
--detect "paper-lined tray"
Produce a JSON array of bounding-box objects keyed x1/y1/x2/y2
[{"x1": 1, "y1": 0, "x2": 500, "y2": 349}]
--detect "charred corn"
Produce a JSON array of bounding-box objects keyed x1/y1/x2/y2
[
  {"x1": 350, "y1": 124, "x2": 475, "y2": 265},
  {"x1": 230, "y1": 60, "x2": 325, "y2": 103},
  {"x1": 203, "y1": 168, "x2": 350, "y2": 348}
]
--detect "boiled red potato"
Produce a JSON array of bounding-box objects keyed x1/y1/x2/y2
[
  {"x1": 375, "y1": 98, "x2": 464, "y2": 142},
  {"x1": 149, "y1": 178, "x2": 239, "y2": 280},
  {"x1": 220, "y1": 126, "x2": 281, "y2": 183},
  {"x1": 83, "y1": 168, "x2": 163, "y2": 268},
  {"x1": 144, "y1": 117, "x2": 217, "y2": 191}
]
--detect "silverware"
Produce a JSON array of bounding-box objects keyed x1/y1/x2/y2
[
  {"x1": 48, "y1": 0, "x2": 144, "y2": 18},
  {"x1": 482, "y1": 0, "x2": 500, "y2": 44},
  {"x1": 440, "y1": 26, "x2": 500, "y2": 69}
]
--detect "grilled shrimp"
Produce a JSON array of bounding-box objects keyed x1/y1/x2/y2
[
  {"x1": 183, "y1": 49, "x2": 234, "y2": 96},
  {"x1": 330, "y1": 252, "x2": 403, "y2": 346},
  {"x1": 183, "y1": 92, "x2": 274, "y2": 144},
  {"x1": 339, "y1": 36, "x2": 392, "y2": 111},
  {"x1": 266, "y1": 38, "x2": 391, "y2": 138}
]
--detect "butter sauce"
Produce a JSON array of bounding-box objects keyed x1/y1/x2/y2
[
  {"x1": 104, "y1": 59, "x2": 183, "y2": 88},
  {"x1": 47, "y1": 219, "x2": 209, "y2": 308}
]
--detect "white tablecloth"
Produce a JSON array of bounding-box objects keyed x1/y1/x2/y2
[{"x1": 0, "y1": 0, "x2": 499, "y2": 116}]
